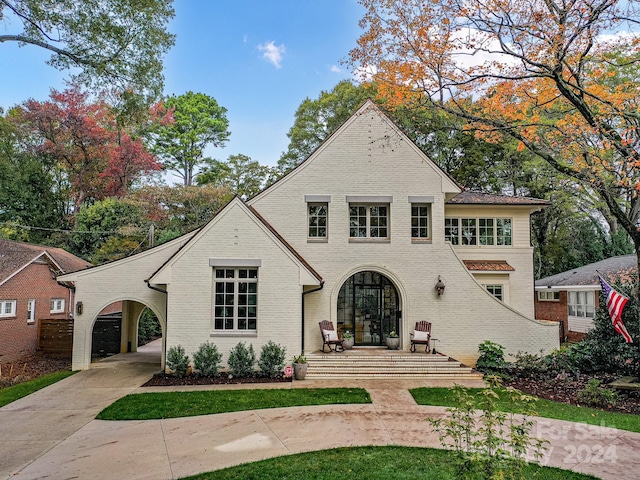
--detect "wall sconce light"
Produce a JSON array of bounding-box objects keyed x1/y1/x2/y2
[
  {"x1": 76, "y1": 301, "x2": 83, "y2": 315},
  {"x1": 435, "y1": 276, "x2": 446, "y2": 296}
]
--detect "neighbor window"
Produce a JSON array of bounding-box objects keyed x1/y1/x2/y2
[
  {"x1": 568, "y1": 291, "x2": 595, "y2": 318},
  {"x1": 50, "y1": 298, "x2": 65, "y2": 314},
  {"x1": 27, "y1": 299, "x2": 36, "y2": 324},
  {"x1": 445, "y1": 217, "x2": 512, "y2": 246},
  {"x1": 349, "y1": 205, "x2": 389, "y2": 238},
  {"x1": 538, "y1": 291, "x2": 560, "y2": 301},
  {"x1": 484, "y1": 285, "x2": 503, "y2": 301},
  {"x1": 214, "y1": 268, "x2": 258, "y2": 331},
  {"x1": 411, "y1": 204, "x2": 430, "y2": 239},
  {"x1": 308, "y1": 203, "x2": 328, "y2": 238},
  {"x1": 0, "y1": 300, "x2": 16, "y2": 318}
]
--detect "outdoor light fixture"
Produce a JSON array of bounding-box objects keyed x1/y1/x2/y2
[
  {"x1": 435, "y1": 276, "x2": 446, "y2": 296},
  {"x1": 76, "y1": 301, "x2": 83, "y2": 315}
]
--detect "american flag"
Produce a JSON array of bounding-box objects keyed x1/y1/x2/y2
[{"x1": 598, "y1": 275, "x2": 633, "y2": 343}]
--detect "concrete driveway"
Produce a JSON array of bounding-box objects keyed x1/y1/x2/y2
[{"x1": 2, "y1": 341, "x2": 640, "y2": 480}]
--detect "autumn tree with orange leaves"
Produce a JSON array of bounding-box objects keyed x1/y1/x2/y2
[{"x1": 350, "y1": 0, "x2": 640, "y2": 323}]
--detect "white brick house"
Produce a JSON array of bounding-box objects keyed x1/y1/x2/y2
[{"x1": 59, "y1": 101, "x2": 558, "y2": 370}]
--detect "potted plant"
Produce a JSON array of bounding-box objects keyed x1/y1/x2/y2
[
  {"x1": 292, "y1": 354, "x2": 308, "y2": 380},
  {"x1": 386, "y1": 331, "x2": 400, "y2": 350},
  {"x1": 342, "y1": 330, "x2": 354, "y2": 350}
]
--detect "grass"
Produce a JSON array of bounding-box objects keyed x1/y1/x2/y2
[
  {"x1": 179, "y1": 445, "x2": 598, "y2": 480},
  {"x1": 0, "y1": 370, "x2": 75, "y2": 408},
  {"x1": 96, "y1": 387, "x2": 371, "y2": 420},
  {"x1": 411, "y1": 387, "x2": 640, "y2": 433}
]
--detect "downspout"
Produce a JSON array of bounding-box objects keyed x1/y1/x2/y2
[
  {"x1": 145, "y1": 280, "x2": 168, "y2": 371},
  {"x1": 301, "y1": 281, "x2": 324, "y2": 354}
]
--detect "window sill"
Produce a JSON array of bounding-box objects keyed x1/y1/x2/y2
[
  {"x1": 307, "y1": 238, "x2": 328, "y2": 243},
  {"x1": 348, "y1": 238, "x2": 391, "y2": 244},
  {"x1": 0, "y1": 316, "x2": 16, "y2": 320},
  {"x1": 211, "y1": 330, "x2": 258, "y2": 338},
  {"x1": 411, "y1": 238, "x2": 432, "y2": 244}
]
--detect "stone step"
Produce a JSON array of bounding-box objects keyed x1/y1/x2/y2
[{"x1": 302, "y1": 351, "x2": 482, "y2": 380}]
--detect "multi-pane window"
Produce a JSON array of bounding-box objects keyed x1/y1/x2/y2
[
  {"x1": 484, "y1": 285, "x2": 503, "y2": 301},
  {"x1": 50, "y1": 299, "x2": 65, "y2": 314},
  {"x1": 538, "y1": 291, "x2": 560, "y2": 301},
  {"x1": 0, "y1": 300, "x2": 16, "y2": 317},
  {"x1": 445, "y1": 218, "x2": 459, "y2": 245},
  {"x1": 349, "y1": 205, "x2": 388, "y2": 238},
  {"x1": 214, "y1": 268, "x2": 258, "y2": 331},
  {"x1": 411, "y1": 205, "x2": 430, "y2": 239},
  {"x1": 308, "y1": 203, "x2": 328, "y2": 238},
  {"x1": 27, "y1": 299, "x2": 36, "y2": 324},
  {"x1": 445, "y1": 217, "x2": 512, "y2": 246},
  {"x1": 568, "y1": 291, "x2": 595, "y2": 318}
]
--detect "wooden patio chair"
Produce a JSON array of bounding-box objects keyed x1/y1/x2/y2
[
  {"x1": 410, "y1": 321, "x2": 432, "y2": 353},
  {"x1": 319, "y1": 320, "x2": 344, "y2": 353}
]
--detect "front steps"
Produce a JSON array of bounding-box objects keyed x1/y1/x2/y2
[{"x1": 304, "y1": 348, "x2": 483, "y2": 380}]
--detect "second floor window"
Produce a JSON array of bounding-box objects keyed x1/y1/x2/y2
[
  {"x1": 0, "y1": 300, "x2": 16, "y2": 317},
  {"x1": 308, "y1": 203, "x2": 327, "y2": 238},
  {"x1": 445, "y1": 217, "x2": 512, "y2": 246},
  {"x1": 411, "y1": 205, "x2": 430, "y2": 239},
  {"x1": 350, "y1": 205, "x2": 388, "y2": 238},
  {"x1": 50, "y1": 299, "x2": 65, "y2": 314}
]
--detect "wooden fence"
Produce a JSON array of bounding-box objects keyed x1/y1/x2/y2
[{"x1": 37, "y1": 318, "x2": 73, "y2": 358}]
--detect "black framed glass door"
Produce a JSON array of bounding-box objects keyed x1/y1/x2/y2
[{"x1": 337, "y1": 271, "x2": 399, "y2": 346}]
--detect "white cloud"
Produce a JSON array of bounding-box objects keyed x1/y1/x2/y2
[
  {"x1": 258, "y1": 41, "x2": 286, "y2": 69},
  {"x1": 330, "y1": 65, "x2": 342, "y2": 73}
]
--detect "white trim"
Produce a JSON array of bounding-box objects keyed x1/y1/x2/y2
[
  {"x1": 346, "y1": 195, "x2": 393, "y2": 203},
  {"x1": 50, "y1": 298, "x2": 65, "y2": 314},
  {"x1": 27, "y1": 299, "x2": 36, "y2": 324},
  {"x1": 0, "y1": 251, "x2": 63, "y2": 287},
  {"x1": 0, "y1": 300, "x2": 17, "y2": 317},
  {"x1": 304, "y1": 194, "x2": 331, "y2": 203},
  {"x1": 535, "y1": 285, "x2": 600, "y2": 292},
  {"x1": 408, "y1": 195, "x2": 434, "y2": 203},
  {"x1": 209, "y1": 258, "x2": 262, "y2": 267}
]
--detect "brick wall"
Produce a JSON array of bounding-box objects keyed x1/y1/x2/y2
[{"x1": 0, "y1": 262, "x2": 72, "y2": 361}]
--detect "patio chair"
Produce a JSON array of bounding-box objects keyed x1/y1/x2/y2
[
  {"x1": 319, "y1": 320, "x2": 344, "y2": 353},
  {"x1": 410, "y1": 321, "x2": 431, "y2": 353}
]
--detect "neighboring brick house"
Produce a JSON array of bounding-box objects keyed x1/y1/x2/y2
[
  {"x1": 60, "y1": 101, "x2": 559, "y2": 371},
  {"x1": 0, "y1": 239, "x2": 91, "y2": 361},
  {"x1": 535, "y1": 254, "x2": 637, "y2": 342}
]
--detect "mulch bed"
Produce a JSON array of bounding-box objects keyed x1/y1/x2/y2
[
  {"x1": 0, "y1": 355, "x2": 71, "y2": 387},
  {"x1": 142, "y1": 373, "x2": 292, "y2": 387},
  {"x1": 504, "y1": 374, "x2": 640, "y2": 415}
]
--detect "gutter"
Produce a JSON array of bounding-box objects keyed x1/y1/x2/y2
[{"x1": 301, "y1": 281, "x2": 324, "y2": 354}]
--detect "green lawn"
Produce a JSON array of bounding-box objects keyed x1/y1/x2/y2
[
  {"x1": 411, "y1": 387, "x2": 640, "y2": 433},
  {"x1": 96, "y1": 387, "x2": 371, "y2": 420},
  {"x1": 0, "y1": 371, "x2": 75, "y2": 408},
  {"x1": 179, "y1": 445, "x2": 598, "y2": 480}
]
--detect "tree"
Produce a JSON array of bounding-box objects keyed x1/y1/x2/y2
[
  {"x1": 350, "y1": 0, "x2": 640, "y2": 323},
  {"x1": 150, "y1": 92, "x2": 230, "y2": 186},
  {"x1": 277, "y1": 80, "x2": 377, "y2": 175},
  {"x1": 0, "y1": 0, "x2": 175, "y2": 100},
  {"x1": 197, "y1": 154, "x2": 271, "y2": 199},
  {"x1": 15, "y1": 84, "x2": 161, "y2": 219}
]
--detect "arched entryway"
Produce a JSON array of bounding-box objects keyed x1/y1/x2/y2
[{"x1": 337, "y1": 271, "x2": 400, "y2": 346}]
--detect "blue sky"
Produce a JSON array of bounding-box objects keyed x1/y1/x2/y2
[{"x1": 0, "y1": 0, "x2": 365, "y2": 180}]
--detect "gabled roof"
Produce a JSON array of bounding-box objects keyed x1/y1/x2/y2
[
  {"x1": 463, "y1": 260, "x2": 515, "y2": 272},
  {"x1": 0, "y1": 239, "x2": 91, "y2": 287},
  {"x1": 535, "y1": 254, "x2": 637, "y2": 288},
  {"x1": 447, "y1": 190, "x2": 549, "y2": 206}
]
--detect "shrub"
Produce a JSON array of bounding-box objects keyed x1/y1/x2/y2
[
  {"x1": 475, "y1": 341, "x2": 507, "y2": 375},
  {"x1": 166, "y1": 345, "x2": 190, "y2": 378},
  {"x1": 138, "y1": 308, "x2": 162, "y2": 346},
  {"x1": 192, "y1": 342, "x2": 222, "y2": 377},
  {"x1": 227, "y1": 342, "x2": 256, "y2": 377},
  {"x1": 577, "y1": 379, "x2": 618, "y2": 408},
  {"x1": 510, "y1": 350, "x2": 549, "y2": 379},
  {"x1": 258, "y1": 341, "x2": 287, "y2": 378}
]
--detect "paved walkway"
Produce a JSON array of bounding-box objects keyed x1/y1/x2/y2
[{"x1": 2, "y1": 341, "x2": 639, "y2": 479}]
